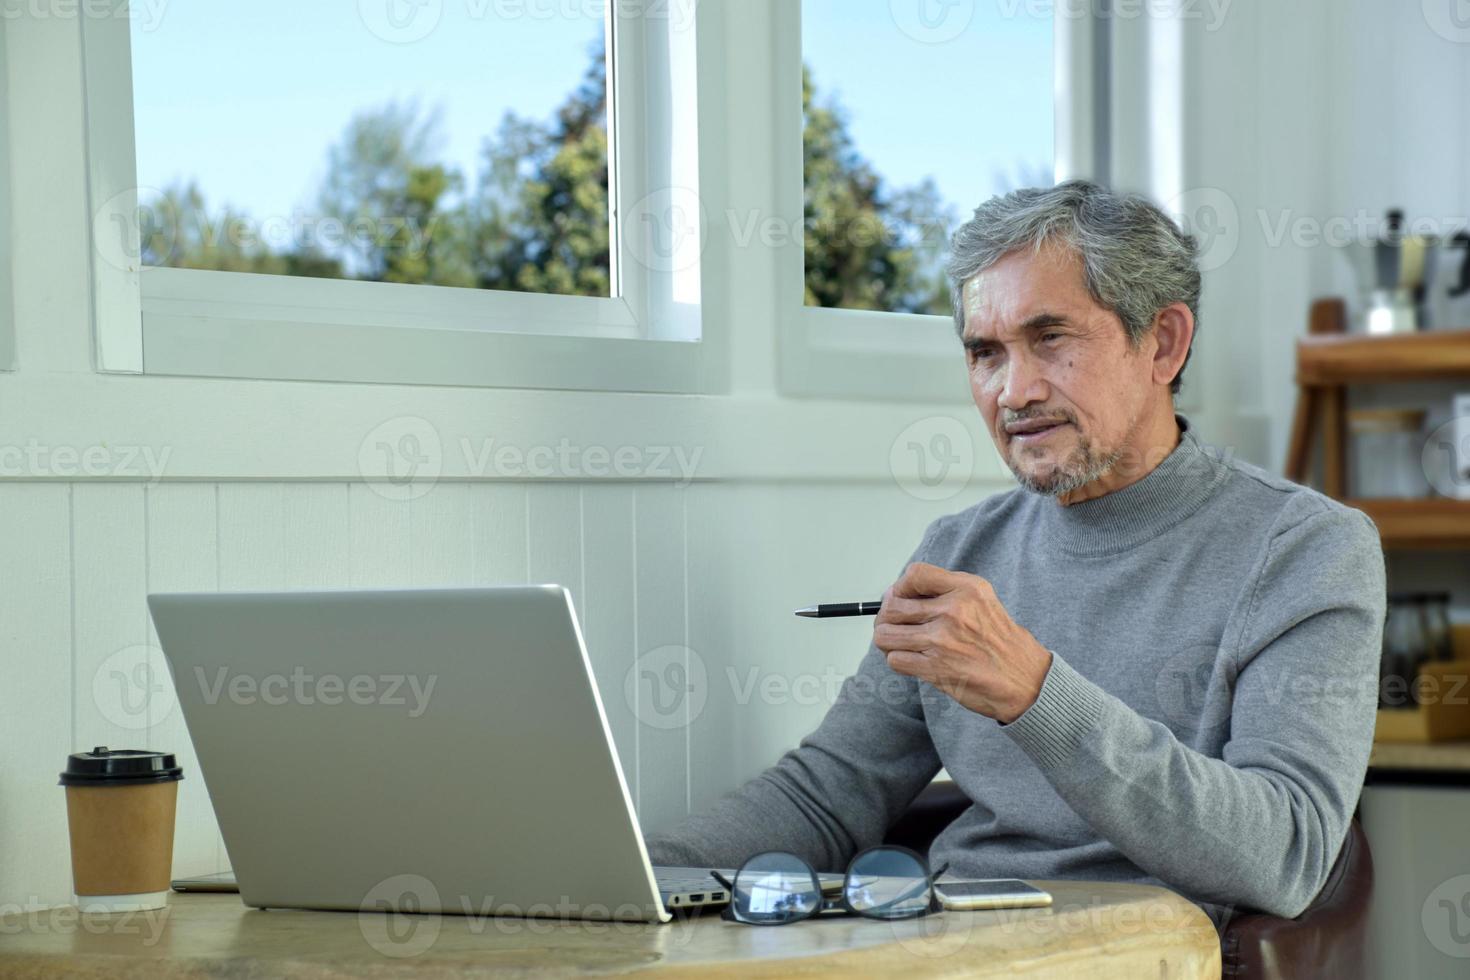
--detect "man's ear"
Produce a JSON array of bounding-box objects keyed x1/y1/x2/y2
[{"x1": 1149, "y1": 303, "x2": 1194, "y2": 389}]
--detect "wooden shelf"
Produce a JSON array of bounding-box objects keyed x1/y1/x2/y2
[
  {"x1": 1289, "y1": 304, "x2": 1470, "y2": 548},
  {"x1": 1297, "y1": 329, "x2": 1470, "y2": 385},
  {"x1": 1371, "y1": 740, "x2": 1470, "y2": 773},
  {"x1": 1346, "y1": 498, "x2": 1470, "y2": 549}
]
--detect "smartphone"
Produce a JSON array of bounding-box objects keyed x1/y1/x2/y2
[
  {"x1": 170, "y1": 870, "x2": 239, "y2": 893},
  {"x1": 934, "y1": 879, "x2": 1052, "y2": 911}
]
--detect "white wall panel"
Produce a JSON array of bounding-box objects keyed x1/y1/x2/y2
[
  {"x1": 282, "y1": 484, "x2": 351, "y2": 589},
  {"x1": 347, "y1": 484, "x2": 411, "y2": 588},
  {"x1": 468, "y1": 484, "x2": 530, "y2": 586},
  {"x1": 0, "y1": 485, "x2": 74, "y2": 908},
  {"x1": 71, "y1": 484, "x2": 149, "y2": 756},
  {"x1": 144, "y1": 483, "x2": 221, "y2": 877},
  {"x1": 630, "y1": 484, "x2": 689, "y2": 832},
  {"x1": 581, "y1": 484, "x2": 639, "y2": 807}
]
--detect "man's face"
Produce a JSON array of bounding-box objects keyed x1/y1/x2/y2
[{"x1": 961, "y1": 242, "x2": 1155, "y2": 497}]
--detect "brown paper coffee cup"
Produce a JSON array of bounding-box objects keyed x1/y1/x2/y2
[{"x1": 59, "y1": 747, "x2": 184, "y2": 913}]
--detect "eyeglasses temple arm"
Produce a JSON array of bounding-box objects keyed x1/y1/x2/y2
[
  {"x1": 710, "y1": 870, "x2": 734, "y2": 890},
  {"x1": 926, "y1": 862, "x2": 951, "y2": 912}
]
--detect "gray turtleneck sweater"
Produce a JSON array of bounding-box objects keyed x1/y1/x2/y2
[{"x1": 645, "y1": 415, "x2": 1386, "y2": 924}]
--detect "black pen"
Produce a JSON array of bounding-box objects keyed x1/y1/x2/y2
[{"x1": 794, "y1": 601, "x2": 883, "y2": 618}]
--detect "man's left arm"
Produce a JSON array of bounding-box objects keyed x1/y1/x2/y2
[{"x1": 878, "y1": 503, "x2": 1387, "y2": 919}]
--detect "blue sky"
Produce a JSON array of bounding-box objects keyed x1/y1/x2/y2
[
  {"x1": 131, "y1": 1, "x2": 1051, "y2": 228},
  {"x1": 802, "y1": 0, "x2": 1053, "y2": 217}
]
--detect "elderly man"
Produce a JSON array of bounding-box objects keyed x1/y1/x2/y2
[{"x1": 645, "y1": 180, "x2": 1386, "y2": 925}]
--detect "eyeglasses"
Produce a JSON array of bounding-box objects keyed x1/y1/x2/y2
[{"x1": 710, "y1": 845, "x2": 949, "y2": 926}]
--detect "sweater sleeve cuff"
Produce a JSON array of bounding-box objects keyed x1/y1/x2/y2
[{"x1": 1000, "y1": 652, "x2": 1104, "y2": 769}]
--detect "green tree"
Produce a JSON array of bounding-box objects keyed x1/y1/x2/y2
[
  {"x1": 471, "y1": 39, "x2": 610, "y2": 296},
  {"x1": 380, "y1": 164, "x2": 476, "y2": 287},
  {"x1": 140, "y1": 181, "x2": 341, "y2": 277},
  {"x1": 802, "y1": 66, "x2": 956, "y2": 315},
  {"x1": 317, "y1": 102, "x2": 473, "y2": 286}
]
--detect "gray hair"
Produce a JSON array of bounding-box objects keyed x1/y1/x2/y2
[{"x1": 945, "y1": 180, "x2": 1201, "y2": 395}]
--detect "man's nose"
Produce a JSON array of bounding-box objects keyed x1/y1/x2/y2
[{"x1": 998, "y1": 352, "x2": 1048, "y2": 410}]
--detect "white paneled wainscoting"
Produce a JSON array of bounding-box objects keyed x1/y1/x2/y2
[{"x1": 0, "y1": 478, "x2": 976, "y2": 911}]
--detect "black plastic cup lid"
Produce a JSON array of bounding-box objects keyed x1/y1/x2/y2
[{"x1": 59, "y1": 747, "x2": 184, "y2": 786}]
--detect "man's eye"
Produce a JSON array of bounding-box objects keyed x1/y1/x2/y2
[
  {"x1": 1041, "y1": 332, "x2": 1063, "y2": 343},
  {"x1": 970, "y1": 348, "x2": 995, "y2": 360}
]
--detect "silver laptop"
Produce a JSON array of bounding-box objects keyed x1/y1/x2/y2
[{"x1": 148, "y1": 585, "x2": 783, "y2": 922}]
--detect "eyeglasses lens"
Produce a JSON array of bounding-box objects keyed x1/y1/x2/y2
[
  {"x1": 845, "y1": 848, "x2": 930, "y2": 919},
  {"x1": 732, "y1": 852, "x2": 822, "y2": 924}
]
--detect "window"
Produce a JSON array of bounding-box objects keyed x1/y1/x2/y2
[
  {"x1": 83, "y1": 0, "x2": 708, "y2": 392},
  {"x1": 130, "y1": 4, "x2": 610, "y2": 299},
  {"x1": 779, "y1": 0, "x2": 1062, "y2": 400},
  {"x1": 800, "y1": 0, "x2": 1052, "y2": 317}
]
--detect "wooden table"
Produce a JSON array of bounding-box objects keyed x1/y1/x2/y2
[{"x1": 0, "y1": 882, "x2": 1221, "y2": 979}]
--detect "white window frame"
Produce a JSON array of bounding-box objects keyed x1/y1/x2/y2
[
  {"x1": 0, "y1": 16, "x2": 14, "y2": 372},
  {"x1": 774, "y1": 5, "x2": 1097, "y2": 402},
  {"x1": 1092, "y1": 4, "x2": 1199, "y2": 415},
  {"x1": 80, "y1": 0, "x2": 718, "y2": 394}
]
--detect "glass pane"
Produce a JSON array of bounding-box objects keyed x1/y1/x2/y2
[
  {"x1": 130, "y1": 2, "x2": 610, "y2": 297},
  {"x1": 801, "y1": 1, "x2": 1053, "y2": 315},
  {"x1": 845, "y1": 848, "x2": 928, "y2": 918},
  {"x1": 733, "y1": 852, "x2": 821, "y2": 924}
]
